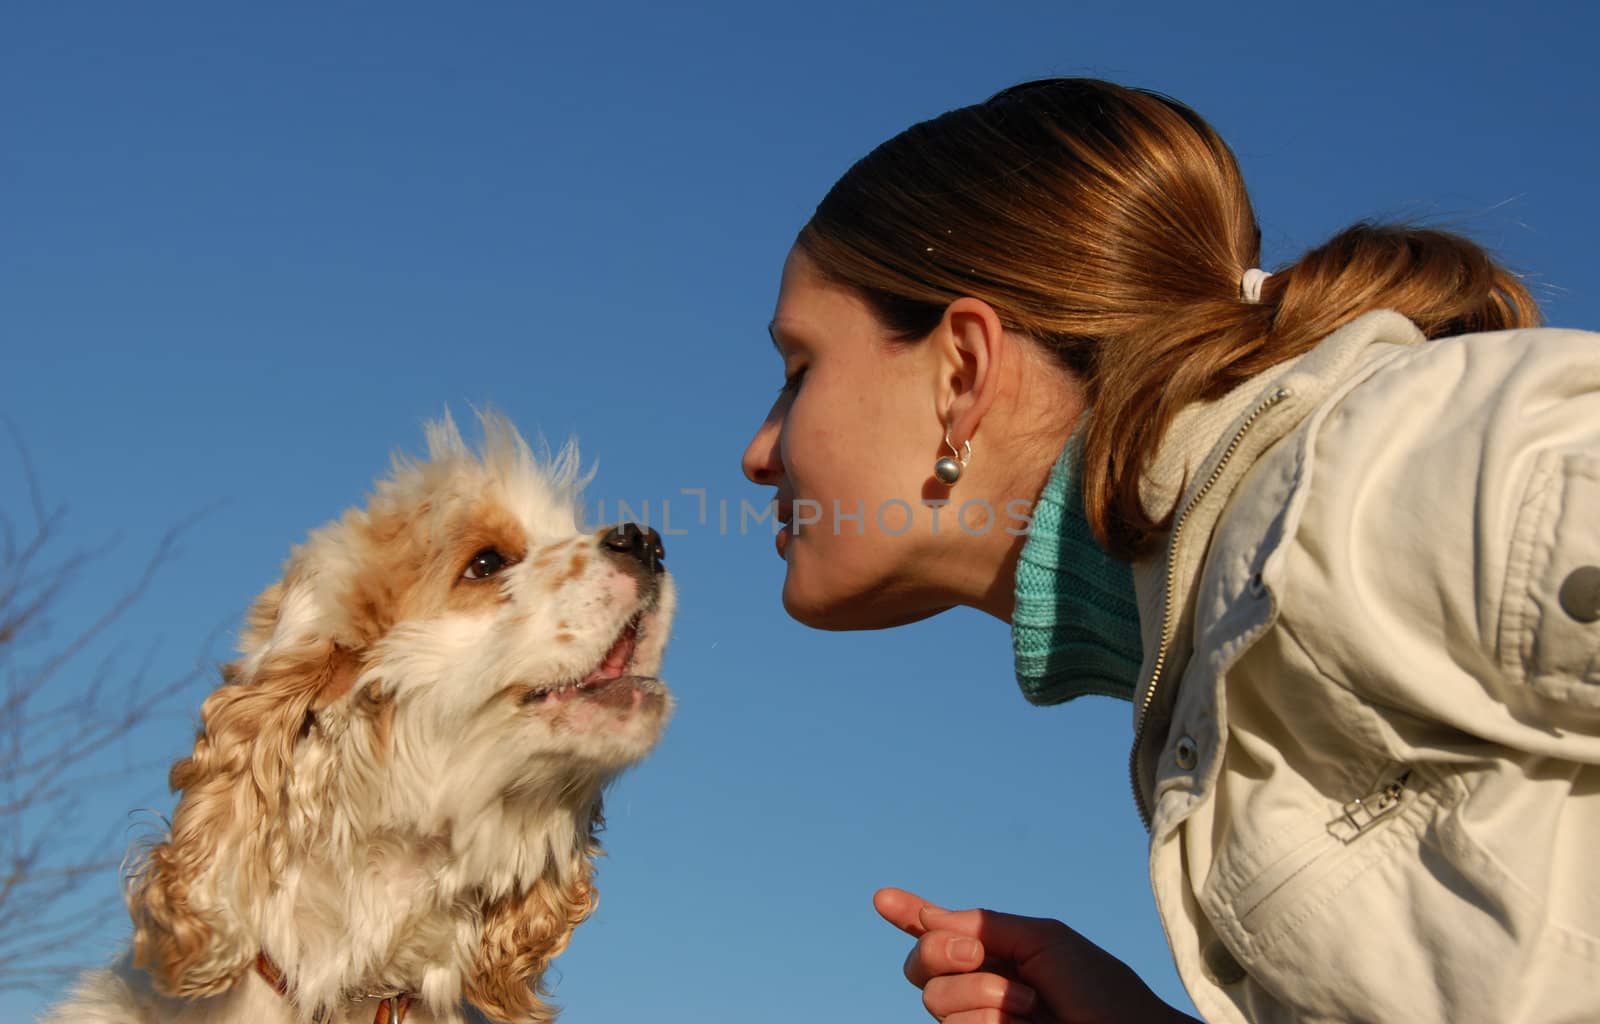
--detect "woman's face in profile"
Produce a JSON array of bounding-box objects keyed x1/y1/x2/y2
[{"x1": 742, "y1": 248, "x2": 958, "y2": 631}]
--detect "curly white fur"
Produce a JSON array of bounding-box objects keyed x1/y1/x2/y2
[{"x1": 45, "y1": 412, "x2": 674, "y2": 1024}]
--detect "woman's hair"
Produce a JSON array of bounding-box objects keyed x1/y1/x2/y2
[{"x1": 797, "y1": 78, "x2": 1541, "y2": 560}]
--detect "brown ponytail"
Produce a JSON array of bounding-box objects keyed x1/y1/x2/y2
[{"x1": 798, "y1": 78, "x2": 1541, "y2": 560}]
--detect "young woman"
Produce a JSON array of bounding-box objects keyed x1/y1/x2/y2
[{"x1": 741, "y1": 78, "x2": 1600, "y2": 1023}]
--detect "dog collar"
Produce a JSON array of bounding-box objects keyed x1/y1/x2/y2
[{"x1": 256, "y1": 953, "x2": 412, "y2": 1024}]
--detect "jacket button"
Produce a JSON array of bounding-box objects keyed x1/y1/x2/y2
[
  {"x1": 1203, "y1": 939, "x2": 1248, "y2": 985},
  {"x1": 1174, "y1": 736, "x2": 1199, "y2": 771},
  {"x1": 1559, "y1": 566, "x2": 1600, "y2": 623}
]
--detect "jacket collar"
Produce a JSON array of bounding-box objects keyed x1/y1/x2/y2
[{"x1": 1128, "y1": 310, "x2": 1428, "y2": 811}]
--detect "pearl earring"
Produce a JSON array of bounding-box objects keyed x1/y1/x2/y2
[{"x1": 934, "y1": 429, "x2": 972, "y2": 485}]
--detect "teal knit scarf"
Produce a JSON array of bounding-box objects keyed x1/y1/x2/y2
[{"x1": 1011, "y1": 429, "x2": 1143, "y2": 704}]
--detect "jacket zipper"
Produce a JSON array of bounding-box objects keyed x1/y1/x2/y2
[
  {"x1": 1129, "y1": 386, "x2": 1293, "y2": 829},
  {"x1": 1328, "y1": 768, "x2": 1413, "y2": 842},
  {"x1": 1234, "y1": 766, "x2": 1413, "y2": 929}
]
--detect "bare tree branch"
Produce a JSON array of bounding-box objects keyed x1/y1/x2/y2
[{"x1": 0, "y1": 421, "x2": 219, "y2": 992}]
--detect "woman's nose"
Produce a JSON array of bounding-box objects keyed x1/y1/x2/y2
[{"x1": 742, "y1": 416, "x2": 782, "y2": 486}]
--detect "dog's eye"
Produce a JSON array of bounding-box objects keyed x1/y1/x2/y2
[{"x1": 463, "y1": 547, "x2": 510, "y2": 580}]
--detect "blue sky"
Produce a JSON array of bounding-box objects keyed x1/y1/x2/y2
[{"x1": 3, "y1": 2, "x2": 1597, "y2": 1020}]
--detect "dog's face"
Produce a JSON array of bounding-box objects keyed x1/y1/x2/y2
[
  {"x1": 130, "y1": 416, "x2": 673, "y2": 1018},
  {"x1": 249, "y1": 416, "x2": 675, "y2": 829}
]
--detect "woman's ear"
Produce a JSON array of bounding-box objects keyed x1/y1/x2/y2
[
  {"x1": 932, "y1": 296, "x2": 1007, "y2": 445},
  {"x1": 128, "y1": 578, "x2": 357, "y2": 997}
]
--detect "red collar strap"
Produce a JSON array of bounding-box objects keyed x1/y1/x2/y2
[{"x1": 256, "y1": 953, "x2": 413, "y2": 1024}]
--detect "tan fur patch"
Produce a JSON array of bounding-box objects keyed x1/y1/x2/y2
[
  {"x1": 329, "y1": 492, "x2": 533, "y2": 639},
  {"x1": 465, "y1": 853, "x2": 597, "y2": 1024},
  {"x1": 134, "y1": 637, "x2": 351, "y2": 994},
  {"x1": 353, "y1": 680, "x2": 395, "y2": 750},
  {"x1": 498, "y1": 683, "x2": 536, "y2": 705},
  {"x1": 309, "y1": 647, "x2": 363, "y2": 711},
  {"x1": 239, "y1": 580, "x2": 285, "y2": 651}
]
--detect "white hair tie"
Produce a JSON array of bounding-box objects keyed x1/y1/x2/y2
[{"x1": 1241, "y1": 268, "x2": 1272, "y2": 304}]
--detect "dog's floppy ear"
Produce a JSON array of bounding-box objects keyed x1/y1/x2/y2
[
  {"x1": 128, "y1": 579, "x2": 357, "y2": 996},
  {"x1": 465, "y1": 853, "x2": 599, "y2": 1024}
]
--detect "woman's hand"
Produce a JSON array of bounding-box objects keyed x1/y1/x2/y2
[{"x1": 874, "y1": 887, "x2": 1201, "y2": 1024}]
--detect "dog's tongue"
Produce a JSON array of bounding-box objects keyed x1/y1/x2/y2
[{"x1": 583, "y1": 628, "x2": 636, "y2": 684}]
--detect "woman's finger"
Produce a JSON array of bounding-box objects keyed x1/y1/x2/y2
[
  {"x1": 922, "y1": 971, "x2": 1038, "y2": 1020},
  {"x1": 875, "y1": 886, "x2": 949, "y2": 938},
  {"x1": 919, "y1": 905, "x2": 1081, "y2": 965},
  {"x1": 903, "y1": 929, "x2": 987, "y2": 987},
  {"x1": 940, "y1": 1011, "x2": 1033, "y2": 1024}
]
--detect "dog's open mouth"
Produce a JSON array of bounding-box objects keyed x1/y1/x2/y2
[
  {"x1": 581, "y1": 618, "x2": 639, "y2": 685},
  {"x1": 521, "y1": 615, "x2": 661, "y2": 706}
]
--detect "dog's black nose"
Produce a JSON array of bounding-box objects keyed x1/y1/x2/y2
[{"x1": 602, "y1": 522, "x2": 665, "y2": 573}]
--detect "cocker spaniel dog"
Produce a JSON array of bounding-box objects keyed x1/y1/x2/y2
[{"x1": 47, "y1": 414, "x2": 674, "y2": 1024}]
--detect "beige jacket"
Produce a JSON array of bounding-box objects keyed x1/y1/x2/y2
[{"x1": 1129, "y1": 311, "x2": 1600, "y2": 1023}]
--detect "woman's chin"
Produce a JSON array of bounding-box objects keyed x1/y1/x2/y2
[{"x1": 781, "y1": 576, "x2": 947, "y2": 632}]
